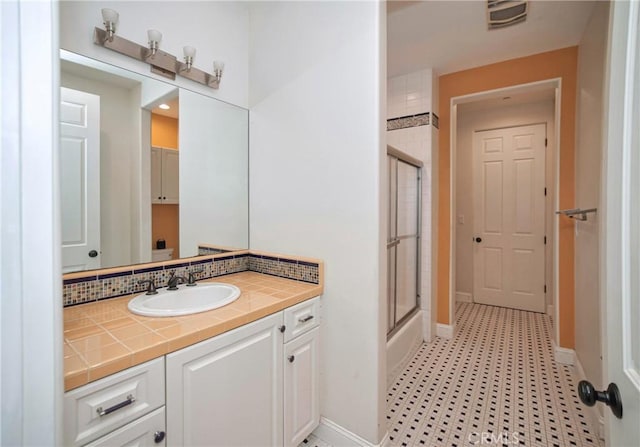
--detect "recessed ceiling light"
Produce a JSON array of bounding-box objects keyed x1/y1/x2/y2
[{"x1": 159, "y1": 103, "x2": 170, "y2": 110}]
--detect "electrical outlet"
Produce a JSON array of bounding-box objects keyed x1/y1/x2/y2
[{"x1": 458, "y1": 215, "x2": 465, "y2": 225}]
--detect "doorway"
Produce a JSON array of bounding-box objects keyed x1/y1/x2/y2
[{"x1": 449, "y1": 80, "x2": 560, "y2": 336}]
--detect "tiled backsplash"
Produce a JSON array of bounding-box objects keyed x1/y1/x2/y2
[
  {"x1": 63, "y1": 251, "x2": 322, "y2": 307},
  {"x1": 197, "y1": 244, "x2": 238, "y2": 255}
]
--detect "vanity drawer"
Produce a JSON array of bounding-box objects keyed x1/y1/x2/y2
[
  {"x1": 64, "y1": 357, "x2": 165, "y2": 447},
  {"x1": 283, "y1": 296, "x2": 320, "y2": 342}
]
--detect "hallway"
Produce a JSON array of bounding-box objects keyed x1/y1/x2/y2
[{"x1": 387, "y1": 303, "x2": 602, "y2": 446}]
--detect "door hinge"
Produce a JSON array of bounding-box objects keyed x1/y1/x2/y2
[
  {"x1": 544, "y1": 187, "x2": 547, "y2": 196},
  {"x1": 544, "y1": 236, "x2": 547, "y2": 245},
  {"x1": 545, "y1": 138, "x2": 548, "y2": 147},
  {"x1": 544, "y1": 284, "x2": 547, "y2": 293}
]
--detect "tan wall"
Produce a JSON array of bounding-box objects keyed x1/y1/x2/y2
[
  {"x1": 151, "y1": 113, "x2": 179, "y2": 259},
  {"x1": 439, "y1": 47, "x2": 578, "y2": 348},
  {"x1": 151, "y1": 114, "x2": 179, "y2": 149}
]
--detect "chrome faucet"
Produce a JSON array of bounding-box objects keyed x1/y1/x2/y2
[{"x1": 167, "y1": 272, "x2": 186, "y2": 290}]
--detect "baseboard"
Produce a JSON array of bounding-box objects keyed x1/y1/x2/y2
[
  {"x1": 313, "y1": 417, "x2": 390, "y2": 447},
  {"x1": 574, "y1": 356, "x2": 605, "y2": 440},
  {"x1": 547, "y1": 304, "x2": 554, "y2": 316},
  {"x1": 553, "y1": 342, "x2": 576, "y2": 365},
  {"x1": 456, "y1": 291, "x2": 472, "y2": 303},
  {"x1": 436, "y1": 323, "x2": 454, "y2": 339}
]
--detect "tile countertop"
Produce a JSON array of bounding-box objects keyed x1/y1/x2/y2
[{"x1": 63, "y1": 271, "x2": 323, "y2": 391}]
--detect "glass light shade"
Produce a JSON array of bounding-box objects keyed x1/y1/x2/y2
[
  {"x1": 183, "y1": 46, "x2": 196, "y2": 58},
  {"x1": 101, "y1": 8, "x2": 119, "y2": 23},
  {"x1": 147, "y1": 29, "x2": 162, "y2": 43},
  {"x1": 213, "y1": 61, "x2": 225, "y2": 72}
]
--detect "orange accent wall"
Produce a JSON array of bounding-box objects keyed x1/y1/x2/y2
[
  {"x1": 438, "y1": 47, "x2": 577, "y2": 348},
  {"x1": 151, "y1": 113, "x2": 179, "y2": 259},
  {"x1": 152, "y1": 204, "x2": 180, "y2": 259},
  {"x1": 151, "y1": 114, "x2": 179, "y2": 149}
]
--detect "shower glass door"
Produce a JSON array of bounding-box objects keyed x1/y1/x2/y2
[{"x1": 387, "y1": 146, "x2": 421, "y2": 337}]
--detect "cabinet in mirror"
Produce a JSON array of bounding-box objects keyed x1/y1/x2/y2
[{"x1": 59, "y1": 50, "x2": 248, "y2": 273}]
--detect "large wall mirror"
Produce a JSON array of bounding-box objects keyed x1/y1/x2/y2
[{"x1": 60, "y1": 50, "x2": 248, "y2": 273}]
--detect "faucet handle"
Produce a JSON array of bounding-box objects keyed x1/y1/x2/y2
[
  {"x1": 138, "y1": 279, "x2": 157, "y2": 295},
  {"x1": 186, "y1": 269, "x2": 204, "y2": 286}
]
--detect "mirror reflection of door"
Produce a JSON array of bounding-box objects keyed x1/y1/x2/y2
[
  {"x1": 60, "y1": 87, "x2": 101, "y2": 273},
  {"x1": 150, "y1": 97, "x2": 180, "y2": 262}
]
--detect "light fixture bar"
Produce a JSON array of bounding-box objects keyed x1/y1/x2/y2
[
  {"x1": 93, "y1": 21, "x2": 224, "y2": 89},
  {"x1": 94, "y1": 27, "x2": 177, "y2": 80},
  {"x1": 175, "y1": 61, "x2": 220, "y2": 89}
]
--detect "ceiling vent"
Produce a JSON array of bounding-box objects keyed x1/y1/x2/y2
[{"x1": 487, "y1": 0, "x2": 528, "y2": 29}]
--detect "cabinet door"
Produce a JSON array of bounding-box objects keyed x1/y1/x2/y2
[
  {"x1": 151, "y1": 147, "x2": 163, "y2": 204},
  {"x1": 284, "y1": 327, "x2": 320, "y2": 447},
  {"x1": 166, "y1": 312, "x2": 284, "y2": 447},
  {"x1": 162, "y1": 149, "x2": 179, "y2": 204},
  {"x1": 85, "y1": 407, "x2": 166, "y2": 447}
]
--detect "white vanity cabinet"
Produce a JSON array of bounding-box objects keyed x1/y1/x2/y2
[
  {"x1": 64, "y1": 297, "x2": 321, "y2": 447},
  {"x1": 151, "y1": 147, "x2": 179, "y2": 204},
  {"x1": 166, "y1": 296, "x2": 321, "y2": 447},
  {"x1": 283, "y1": 298, "x2": 321, "y2": 447},
  {"x1": 63, "y1": 357, "x2": 165, "y2": 447},
  {"x1": 166, "y1": 312, "x2": 285, "y2": 446}
]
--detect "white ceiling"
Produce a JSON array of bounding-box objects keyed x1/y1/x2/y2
[{"x1": 387, "y1": 0, "x2": 598, "y2": 77}]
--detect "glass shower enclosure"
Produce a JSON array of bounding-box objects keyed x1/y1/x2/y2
[{"x1": 387, "y1": 145, "x2": 422, "y2": 338}]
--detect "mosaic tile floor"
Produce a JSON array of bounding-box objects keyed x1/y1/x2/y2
[
  {"x1": 300, "y1": 434, "x2": 331, "y2": 447},
  {"x1": 387, "y1": 303, "x2": 603, "y2": 446}
]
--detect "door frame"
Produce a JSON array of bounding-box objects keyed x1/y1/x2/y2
[{"x1": 448, "y1": 78, "x2": 562, "y2": 343}]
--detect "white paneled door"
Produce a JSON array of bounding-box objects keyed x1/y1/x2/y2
[
  {"x1": 599, "y1": 0, "x2": 640, "y2": 444},
  {"x1": 472, "y1": 124, "x2": 546, "y2": 312},
  {"x1": 60, "y1": 87, "x2": 101, "y2": 272}
]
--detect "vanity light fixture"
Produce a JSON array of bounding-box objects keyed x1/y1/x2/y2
[
  {"x1": 212, "y1": 60, "x2": 225, "y2": 85},
  {"x1": 183, "y1": 46, "x2": 196, "y2": 71},
  {"x1": 147, "y1": 29, "x2": 162, "y2": 57},
  {"x1": 101, "y1": 8, "x2": 118, "y2": 42},
  {"x1": 93, "y1": 9, "x2": 224, "y2": 89}
]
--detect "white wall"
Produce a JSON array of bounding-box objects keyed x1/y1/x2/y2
[
  {"x1": 60, "y1": 71, "x2": 138, "y2": 268},
  {"x1": 248, "y1": 2, "x2": 386, "y2": 444},
  {"x1": 455, "y1": 100, "x2": 555, "y2": 309},
  {"x1": 1, "y1": 1, "x2": 62, "y2": 444},
  {"x1": 575, "y1": 0, "x2": 609, "y2": 399},
  {"x1": 59, "y1": 1, "x2": 249, "y2": 109},
  {"x1": 387, "y1": 69, "x2": 437, "y2": 341}
]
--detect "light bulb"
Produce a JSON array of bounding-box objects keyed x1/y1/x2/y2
[
  {"x1": 183, "y1": 46, "x2": 196, "y2": 58},
  {"x1": 101, "y1": 8, "x2": 119, "y2": 23},
  {"x1": 147, "y1": 29, "x2": 162, "y2": 56},
  {"x1": 213, "y1": 61, "x2": 225, "y2": 73},
  {"x1": 147, "y1": 29, "x2": 162, "y2": 44}
]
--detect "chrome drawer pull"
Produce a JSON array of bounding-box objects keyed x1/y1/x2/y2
[
  {"x1": 298, "y1": 315, "x2": 314, "y2": 323},
  {"x1": 96, "y1": 394, "x2": 136, "y2": 417}
]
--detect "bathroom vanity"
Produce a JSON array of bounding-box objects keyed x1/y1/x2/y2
[{"x1": 63, "y1": 271, "x2": 321, "y2": 447}]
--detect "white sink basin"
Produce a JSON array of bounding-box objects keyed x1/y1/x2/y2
[{"x1": 128, "y1": 282, "x2": 241, "y2": 317}]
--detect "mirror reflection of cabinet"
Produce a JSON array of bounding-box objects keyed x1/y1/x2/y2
[{"x1": 151, "y1": 147, "x2": 179, "y2": 204}]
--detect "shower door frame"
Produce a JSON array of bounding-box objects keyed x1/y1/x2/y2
[{"x1": 387, "y1": 145, "x2": 422, "y2": 339}]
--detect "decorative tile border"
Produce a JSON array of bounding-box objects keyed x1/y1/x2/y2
[
  {"x1": 387, "y1": 112, "x2": 430, "y2": 131},
  {"x1": 63, "y1": 252, "x2": 321, "y2": 307},
  {"x1": 63, "y1": 253, "x2": 249, "y2": 307},
  {"x1": 197, "y1": 243, "x2": 239, "y2": 256},
  {"x1": 249, "y1": 255, "x2": 320, "y2": 284},
  {"x1": 432, "y1": 113, "x2": 439, "y2": 129}
]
